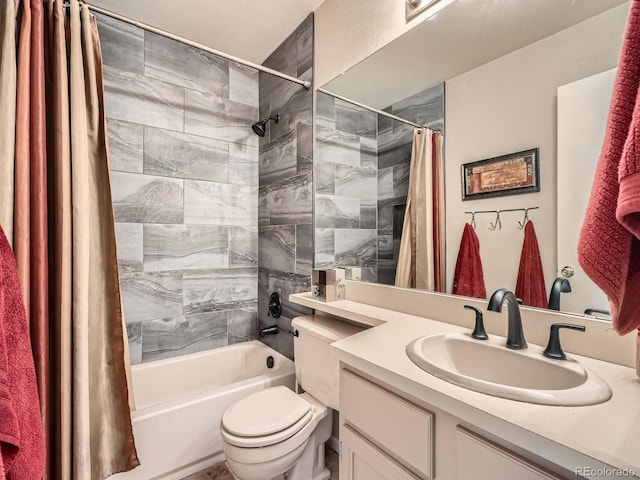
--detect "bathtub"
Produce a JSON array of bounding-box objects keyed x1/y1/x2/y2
[{"x1": 110, "y1": 341, "x2": 295, "y2": 480}]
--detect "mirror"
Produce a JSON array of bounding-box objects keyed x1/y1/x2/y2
[{"x1": 313, "y1": 0, "x2": 630, "y2": 318}]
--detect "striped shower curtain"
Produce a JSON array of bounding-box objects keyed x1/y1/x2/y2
[
  {"x1": 395, "y1": 128, "x2": 445, "y2": 291},
  {"x1": 1, "y1": 0, "x2": 139, "y2": 478}
]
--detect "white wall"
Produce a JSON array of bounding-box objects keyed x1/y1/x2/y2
[{"x1": 444, "y1": 4, "x2": 628, "y2": 299}]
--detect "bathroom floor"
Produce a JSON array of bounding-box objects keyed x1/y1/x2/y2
[{"x1": 181, "y1": 446, "x2": 340, "y2": 479}]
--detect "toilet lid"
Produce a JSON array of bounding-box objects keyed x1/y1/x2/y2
[{"x1": 222, "y1": 386, "x2": 311, "y2": 437}]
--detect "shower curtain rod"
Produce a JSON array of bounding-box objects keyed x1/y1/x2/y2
[
  {"x1": 85, "y1": 3, "x2": 312, "y2": 90},
  {"x1": 316, "y1": 87, "x2": 430, "y2": 130}
]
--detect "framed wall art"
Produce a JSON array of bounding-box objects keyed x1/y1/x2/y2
[{"x1": 461, "y1": 148, "x2": 540, "y2": 200}]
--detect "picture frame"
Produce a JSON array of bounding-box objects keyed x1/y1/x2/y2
[{"x1": 461, "y1": 148, "x2": 540, "y2": 201}]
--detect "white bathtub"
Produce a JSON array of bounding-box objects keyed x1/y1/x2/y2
[{"x1": 110, "y1": 341, "x2": 296, "y2": 480}]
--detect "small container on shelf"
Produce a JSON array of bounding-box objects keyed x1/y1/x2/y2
[
  {"x1": 343, "y1": 267, "x2": 362, "y2": 281},
  {"x1": 311, "y1": 268, "x2": 345, "y2": 302}
]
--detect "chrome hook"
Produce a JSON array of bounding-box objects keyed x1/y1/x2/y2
[
  {"x1": 518, "y1": 209, "x2": 530, "y2": 229},
  {"x1": 470, "y1": 212, "x2": 477, "y2": 230},
  {"x1": 489, "y1": 211, "x2": 502, "y2": 231}
]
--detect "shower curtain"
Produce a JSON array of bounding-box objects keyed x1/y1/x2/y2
[
  {"x1": 4, "y1": 0, "x2": 139, "y2": 478},
  {"x1": 395, "y1": 128, "x2": 445, "y2": 291}
]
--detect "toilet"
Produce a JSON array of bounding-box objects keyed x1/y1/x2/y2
[{"x1": 220, "y1": 315, "x2": 363, "y2": 480}]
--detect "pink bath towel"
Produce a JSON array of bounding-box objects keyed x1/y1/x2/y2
[
  {"x1": 578, "y1": 1, "x2": 640, "y2": 335},
  {"x1": 0, "y1": 226, "x2": 45, "y2": 480},
  {"x1": 515, "y1": 221, "x2": 547, "y2": 309},
  {"x1": 452, "y1": 223, "x2": 486, "y2": 299}
]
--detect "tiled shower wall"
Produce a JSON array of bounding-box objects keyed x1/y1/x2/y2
[
  {"x1": 97, "y1": 13, "x2": 260, "y2": 363},
  {"x1": 257, "y1": 15, "x2": 314, "y2": 359},
  {"x1": 315, "y1": 93, "x2": 379, "y2": 282},
  {"x1": 314, "y1": 84, "x2": 444, "y2": 285}
]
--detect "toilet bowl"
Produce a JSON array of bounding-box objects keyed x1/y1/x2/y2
[
  {"x1": 219, "y1": 315, "x2": 364, "y2": 480},
  {"x1": 221, "y1": 388, "x2": 332, "y2": 480}
]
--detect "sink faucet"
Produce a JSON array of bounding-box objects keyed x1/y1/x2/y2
[
  {"x1": 487, "y1": 289, "x2": 527, "y2": 349},
  {"x1": 548, "y1": 277, "x2": 571, "y2": 311}
]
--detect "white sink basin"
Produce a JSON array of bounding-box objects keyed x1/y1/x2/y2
[{"x1": 406, "y1": 333, "x2": 611, "y2": 406}]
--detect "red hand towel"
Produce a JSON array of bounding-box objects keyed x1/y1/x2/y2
[
  {"x1": 452, "y1": 223, "x2": 486, "y2": 299},
  {"x1": 0, "y1": 227, "x2": 45, "y2": 480},
  {"x1": 578, "y1": 1, "x2": 640, "y2": 335},
  {"x1": 515, "y1": 221, "x2": 547, "y2": 308}
]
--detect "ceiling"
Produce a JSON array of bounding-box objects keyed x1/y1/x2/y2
[{"x1": 87, "y1": 0, "x2": 326, "y2": 65}]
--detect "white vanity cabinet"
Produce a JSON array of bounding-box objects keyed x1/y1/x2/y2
[{"x1": 339, "y1": 367, "x2": 573, "y2": 480}]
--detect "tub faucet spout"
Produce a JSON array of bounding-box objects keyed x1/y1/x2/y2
[
  {"x1": 487, "y1": 288, "x2": 527, "y2": 349},
  {"x1": 259, "y1": 325, "x2": 279, "y2": 337}
]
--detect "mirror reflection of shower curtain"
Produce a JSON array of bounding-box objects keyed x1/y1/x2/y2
[{"x1": 395, "y1": 128, "x2": 445, "y2": 291}]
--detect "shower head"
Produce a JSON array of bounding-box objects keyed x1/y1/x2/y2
[{"x1": 251, "y1": 114, "x2": 279, "y2": 137}]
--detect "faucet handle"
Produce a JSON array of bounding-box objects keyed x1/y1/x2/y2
[
  {"x1": 464, "y1": 305, "x2": 488, "y2": 340},
  {"x1": 543, "y1": 323, "x2": 586, "y2": 360}
]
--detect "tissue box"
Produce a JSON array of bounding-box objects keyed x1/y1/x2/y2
[{"x1": 311, "y1": 268, "x2": 345, "y2": 302}]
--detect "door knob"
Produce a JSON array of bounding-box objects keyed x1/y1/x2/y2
[{"x1": 560, "y1": 265, "x2": 575, "y2": 277}]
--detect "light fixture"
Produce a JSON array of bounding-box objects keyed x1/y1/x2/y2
[{"x1": 406, "y1": 0, "x2": 456, "y2": 22}]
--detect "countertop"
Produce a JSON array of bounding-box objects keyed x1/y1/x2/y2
[{"x1": 290, "y1": 291, "x2": 640, "y2": 479}]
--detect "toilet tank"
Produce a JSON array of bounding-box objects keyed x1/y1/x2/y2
[{"x1": 292, "y1": 315, "x2": 364, "y2": 410}]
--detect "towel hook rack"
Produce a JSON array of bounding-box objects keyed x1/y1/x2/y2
[{"x1": 489, "y1": 211, "x2": 502, "y2": 231}]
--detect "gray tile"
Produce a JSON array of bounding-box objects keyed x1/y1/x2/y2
[
  {"x1": 229, "y1": 142, "x2": 258, "y2": 186},
  {"x1": 183, "y1": 267, "x2": 257, "y2": 315},
  {"x1": 184, "y1": 90, "x2": 259, "y2": 147},
  {"x1": 143, "y1": 127, "x2": 229, "y2": 183},
  {"x1": 141, "y1": 312, "x2": 228, "y2": 362},
  {"x1": 391, "y1": 83, "x2": 445, "y2": 132},
  {"x1": 145, "y1": 31, "x2": 229, "y2": 98},
  {"x1": 393, "y1": 163, "x2": 411, "y2": 200},
  {"x1": 334, "y1": 229, "x2": 377, "y2": 267},
  {"x1": 377, "y1": 199, "x2": 394, "y2": 233},
  {"x1": 115, "y1": 222, "x2": 143, "y2": 273},
  {"x1": 360, "y1": 203, "x2": 377, "y2": 229},
  {"x1": 378, "y1": 167, "x2": 394, "y2": 200},
  {"x1": 103, "y1": 66, "x2": 184, "y2": 132},
  {"x1": 378, "y1": 261, "x2": 397, "y2": 286},
  {"x1": 120, "y1": 271, "x2": 183, "y2": 323},
  {"x1": 95, "y1": 12, "x2": 144, "y2": 74},
  {"x1": 378, "y1": 234, "x2": 394, "y2": 260},
  {"x1": 335, "y1": 98, "x2": 377, "y2": 139},
  {"x1": 296, "y1": 15, "x2": 314, "y2": 76},
  {"x1": 270, "y1": 87, "x2": 313, "y2": 142},
  {"x1": 259, "y1": 225, "x2": 296, "y2": 272},
  {"x1": 107, "y1": 119, "x2": 143, "y2": 173},
  {"x1": 296, "y1": 124, "x2": 313, "y2": 173},
  {"x1": 111, "y1": 172, "x2": 183, "y2": 224},
  {"x1": 315, "y1": 92, "x2": 336, "y2": 130},
  {"x1": 314, "y1": 229, "x2": 335, "y2": 267},
  {"x1": 143, "y1": 224, "x2": 228, "y2": 272},
  {"x1": 315, "y1": 163, "x2": 335, "y2": 195},
  {"x1": 259, "y1": 129, "x2": 297, "y2": 185},
  {"x1": 315, "y1": 124, "x2": 361, "y2": 167},
  {"x1": 260, "y1": 172, "x2": 312, "y2": 225},
  {"x1": 228, "y1": 306, "x2": 258, "y2": 344},
  {"x1": 126, "y1": 322, "x2": 142, "y2": 365},
  {"x1": 258, "y1": 268, "x2": 311, "y2": 323},
  {"x1": 229, "y1": 61, "x2": 259, "y2": 108},
  {"x1": 295, "y1": 224, "x2": 313, "y2": 275},
  {"x1": 315, "y1": 195, "x2": 359, "y2": 229},
  {"x1": 361, "y1": 137, "x2": 378, "y2": 169},
  {"x1": 184, "y1": 180, "x2": 257, "y2": 226},
  {"x1": 335, "y1": 165, "x2": 377, "y2": 201},
  {"x1": 229, "y1": 226, "x2": 258, "y2": 267}
]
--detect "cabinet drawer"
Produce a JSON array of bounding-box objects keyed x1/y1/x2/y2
[
  {"x1": 341, "y1": 369, "x2": 434, "y2": 478},
  {"x1": 456, "y1": 427, "x2": 567, "y2": 480}
]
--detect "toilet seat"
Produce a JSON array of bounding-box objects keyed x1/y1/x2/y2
[{"x1": 221, "y1": 386, "x2": 313, "y2": 448}]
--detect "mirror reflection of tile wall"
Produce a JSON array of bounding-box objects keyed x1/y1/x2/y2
[{"x1": 314, "y1": 84, "x2": 444, "y2": 285}]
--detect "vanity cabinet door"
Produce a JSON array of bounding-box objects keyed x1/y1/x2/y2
[
  {"x1": 456, "y1": 427, "x2": 568, "y2": 480},
  {"x1": 340, "y1": 425, "x2": 420, "y2": 480}
]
